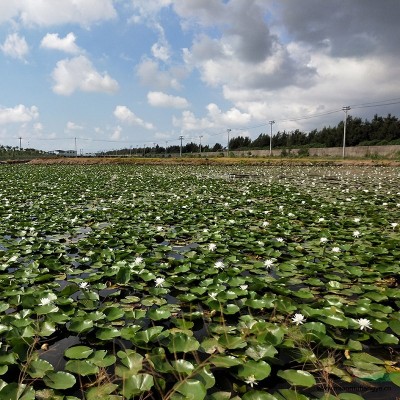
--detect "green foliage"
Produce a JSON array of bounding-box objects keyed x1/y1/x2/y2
[{"x1": 0, "y1": 164, "x2": 398, "y2": 399}]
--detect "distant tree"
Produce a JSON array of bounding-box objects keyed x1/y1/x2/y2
[
  {"x1": 229, "y1": 136, "x2": 252, "y2": 150},
  {"x1": 212, "y1": 143, "x2": 223, "y2": 151}
]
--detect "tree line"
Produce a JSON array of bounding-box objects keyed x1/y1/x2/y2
[
  {"x1": 101, "y1": 113, "x2": 400, "y2": 156},
  {"x1": 229, "y1": 113, "x2": 400, "y2": 150}
]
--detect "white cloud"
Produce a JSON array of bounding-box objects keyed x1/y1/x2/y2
[
  {"x1": 173, "y1": 103, "x2": 251, "y2": 132},
  {"x1": 51, "y1": 55, "x2": 119, "y2": 95},
  {"x1": 0, "y1": 104, "x2": 38, "y2": 125},
  {"x1": 66, "y1": 121, "x2": 84, "y2": 132},
  {"x1": 136, "y1": 58, "x2": 184, "y2": 90},
  {"x1": 1, "y1": 33, "x2": 29, "y2": 61},
  {"x1": 129, "y1": 0, "x2": 173, "y2": 22},
  {"x1": 9, "y1": 0, "x2": 116, "y2": 27},
  {"x1": 114, "y1": 106, "x2": 154, "y2": 130},
  {"x1": 151, "y1": 42, "x2": 170, "y2": 62},
  {"x1": 147, "y1": 91, "x2": 189, "y2": 109},
  {"x1": 111, "y1": 125, "x2": 122, "y2": 141},
  {"x1": 40, "y1": 32, "x2": 82, "y2": 54}
]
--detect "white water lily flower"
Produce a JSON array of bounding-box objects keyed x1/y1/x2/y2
[
  {"x1": 356, "y1": 318, "x2": 372, "y2": 330},
  {"x1": 208, "y1": 243, "x2": 217, "y2": 251},
  {"x1": 262, "y1": 221, "x2": 269, "y2": 227},
  {"x1": 79, "y1": 282, "x2": 89, "y2": 289},
  {"x1": 291, "y1": 313, "x2": 306, "y2": 325},
  {"x1": 320, "y1": 237, "x2": 328, "y2": 243},
  {"x1": 240, "y1": 285, "x2": 248, "y2": 290},
  {"x1": 353, "y1": 230, "x2": 361, "y2": 238},
  {"x1": 276, "y1": 237, "x2": 284, "y2": 243},
  {"x1": 244, "y1": 375, "x2": 258, "y2": 388},
  {"x1": 264, "y1": 259, "x2": 274, "y2": 269},
  {"x1": 331, "y1": 247, "x2": 341, "y2": 253},
  {"x1": 354, "y1": 217, "x2": 360, "y2": 223},
  {"x1": 133, "y1": 257, "x2": 143, "y2": 266},
  {"x1": 155, "y1": 277, "x2": 165, "y2": 287},
  {"x1": 391, "y1": 222, "x2": 398, "y2": 229},
  {"x1": 214, "y1": 261, "x2": 225, "y2": 270},
  {"x1": 39, "y1": 297, "x2": 52, "y2": 306},
  {"x1": 318, "y1": 218, "x2": 325, "y2": 222},
  {"x1": 209, "y1": 292, "x2": 218, "y2": 300},
  {"x1": 156, "y1": 226, "x2": 163, "y2": 231}
]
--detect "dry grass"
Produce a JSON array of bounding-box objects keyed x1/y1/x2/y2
[{"x1": 28, "y1": 156, "x2": 400, "y2": 167}]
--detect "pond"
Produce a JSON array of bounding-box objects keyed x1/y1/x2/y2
[{"x1": 0, "y1": 164, "x2": 398, "y2": 399}]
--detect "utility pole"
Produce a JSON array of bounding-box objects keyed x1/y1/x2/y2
[
  {"x1": 199, "y1": 135, "x2": 203, "y2": 155},
  {"x1": 179, "y1": 136, "x2": 184, "y2": 157},
  {"x1": 18, "y1": 137, "x2": 22, "y2": 151},
  {"x1": 165, "y1": 141, "x2": 168, "y2": 156},
  {"x1": 342, "y1": 106, "x2": 351, "y2": 158},
  {"x1": 227, "y1": 129, "x2": 231, "y2": 157},
  {"x1": 74, "y1": 137, "x2": 77, "y2": 157},
  {"x1": 269, "y1": 121, "x2": 275, "y2": 156}
]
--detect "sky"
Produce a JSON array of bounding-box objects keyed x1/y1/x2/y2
[{"x1": 1, "y1": 0, "x2": 400, "y2": 153}]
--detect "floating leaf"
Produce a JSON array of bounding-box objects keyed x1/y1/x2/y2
[
  {"x1": 277, "y1": 369, "x2": 316, "y2": 388},
  {"x1": 65, "y1": 360, "x2": 99, "y2": 376},
  {"x1": 43, "y1": 371, "x2": 76, "y2": 390},
  {"x1": 121, "y1": 374, "x2": 154, "y2": 398},
  {"x1": 27, "y1": 359, "x2": 54, "y2": 378},
  {"x1": 168, "y1": 333, "x2": 200, "y2": 353},
  {"x1": 64, "y1": 346, "x2": 94, "y2": 360},
  {"x1": 171, "y1": 379, "x2": 206, "y2": 400}
]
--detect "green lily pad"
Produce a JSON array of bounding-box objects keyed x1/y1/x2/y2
[
  {"x1": 243, "y1": 392, "x2": 278, "y2": 400},
  {"x1": 171, "y1": 379, "x2": 206, "y2": 400},
  {"x1": 238, "y1": 360, "x2": 272, "y2": 380},
  {"x1": 85, "y1": 383, "x2": 119, "y2": 400},
  {"x1": 65, "y1": 360, "x2": 99, "y2": 376},
  {"x1": 43, "y1": 371, "x2": 76, "y2": 390},
  {"x1": 120, "y1": 373, "x2": 154, "y2": 397},
  {"x1": 27, "y1": 359, "x2": 54, "y2": 378},
  {"x1": 64, "y1": 346, "x2": 94, "y2": 360},
  {"x1": 277, "y1": 369, "x2": 316, "y2": 387},
  {"x1": 168, "y1": 333, "x2": 200, "y2": 353}
]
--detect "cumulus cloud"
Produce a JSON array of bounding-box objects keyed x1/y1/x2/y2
[
  {"x1": 65, "y1": 121, "x2": 83, "y2": 132},
  {"x1": 136, "y1": 58, "x2": 184, "y2": 90},
  {"x1": 0, "y1": 104, "x2": 38, "y2": 125},
  {"x1": 114, "y1": 106, "x2": 154, "y2": 130},
  {"x1": 40, "y1": 32, "x2": 82, "y2": 54},
  {"x1": 111, "y1": 125, "x2": 122, "y2": 141},
  {"x1": 151, "y1": 42, "x2": 170, "y2": 62},
  {"x1": 129, "y1": 0, "x2": 173, "y2": 22},
  {"x1": 173, "y1": 103, "x2": 251, "y2": 132},
  {"x1": 5, "y1": 0, "x2": 116, "y2": 27},
  {"x1": 277, "y1": 0, "x2": 400, "y2": 57},
  {"x1": 51, "y1": 55, "x2": 119, "y2": 95},
  {"x1": 1, "y1": 33, "x2": 29, "y2": 61},
  {"x1": 177, "y1": 0, "x2": 316, "y2": 94},
  {"x1": 147, "y1": 91, "x2": 189, "y2": 109}
]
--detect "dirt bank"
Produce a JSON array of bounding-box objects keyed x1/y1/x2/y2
[{"x1": 27, "y1": 156, "x2": 400, "y2": 167}]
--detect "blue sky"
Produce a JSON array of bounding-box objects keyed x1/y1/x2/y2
[{"x1": 1, "y1": 0, "x2": 400, "y2": 153}]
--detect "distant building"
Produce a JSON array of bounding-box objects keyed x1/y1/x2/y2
[{"x1": 49, "y1": 150, "x2": 77, "y2": 157}]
